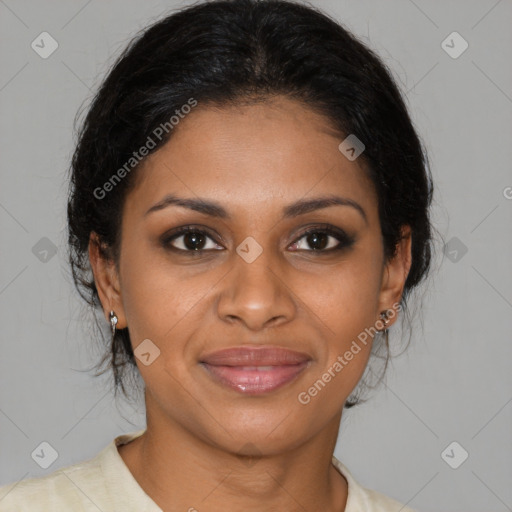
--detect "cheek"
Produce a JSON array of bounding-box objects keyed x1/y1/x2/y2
[
  {"x1": 118, "y1": 236, "x2": 221, "y2": 368},
  {"x1": 303, "y1": 251, "x2": 382, "y2": 394},
  {"x1": 117, "y1": 236, "x2": 189, "y2": 345},
  {"x1": 308, "y1": 253, "x2": 382, "y2": 338},
  {"x1": 297, "y1": 268, "x2": 378, "y2": 412}
]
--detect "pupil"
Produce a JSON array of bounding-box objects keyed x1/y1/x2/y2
[
  {"x1": 308, "y1": 232, "x2": 328, "y2": 250},
  {"x1": 184, "y1": 232, "x2": 205, "y2": 250}
]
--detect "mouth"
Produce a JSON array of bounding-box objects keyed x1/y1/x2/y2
[{"x1": 199, "y1": 346, "x2": 312, "y2": 394}]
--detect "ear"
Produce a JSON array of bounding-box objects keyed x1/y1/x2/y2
[
  {"x1": 88, "y1": 232, "x2": 127, "y2": 329},
  {"x1": 377, "y1": 225, "x2": 412, "y2": 327}
]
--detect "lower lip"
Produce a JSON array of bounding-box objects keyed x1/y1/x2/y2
[{"x1": 200, "y1": 362, "x2": 310, "y2": 394}]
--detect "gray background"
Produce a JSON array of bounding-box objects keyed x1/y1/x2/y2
[{"x1": 1, "y1": 0, "x2": 511, "y2": 510}]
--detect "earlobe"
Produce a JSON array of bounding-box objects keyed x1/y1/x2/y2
[
  {"x1": 88, "y1": 232, "x2": 126, "y2": 328},
  {"x1": 377, "y1": 225, "x2": 412, "y2": 326}
]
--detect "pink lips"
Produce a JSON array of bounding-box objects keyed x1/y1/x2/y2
[{"x1": 200, "y1": 346, "x2": 311, "y2": 394}]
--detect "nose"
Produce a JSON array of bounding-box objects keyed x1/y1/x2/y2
[{"x1": 216, "y1": 245, "x2": 297, "y2": 331}]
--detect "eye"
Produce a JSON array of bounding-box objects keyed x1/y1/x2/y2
[
  {"x1": 162, "y1": 226, "x2": 223, "y2": 252},
  {"x1": 161, "y1": 224, "x2": 354, "y2": 255},
  {"x1": 289, "y1": 224, "x2": 354, "y2": 253}
]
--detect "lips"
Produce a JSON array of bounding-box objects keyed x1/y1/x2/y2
[{"x1": 200, "y1": 346, "x2": 311, "y2": 394}]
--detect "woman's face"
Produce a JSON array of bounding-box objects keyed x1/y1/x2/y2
[{"x1": 91, "y1": 96, "x2": 411, "y2": 455}]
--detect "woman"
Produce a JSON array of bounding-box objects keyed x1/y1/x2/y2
[{"x1": 0, "y1": 0, "x2": 434, "y2": 510}]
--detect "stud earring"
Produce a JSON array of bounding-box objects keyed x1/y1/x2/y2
[
  {"x1": 379, "y1": 309, "x2": 391, "y2": 333},
  {"x1": 109, "y1": 310, "x2": 118, "y2": 338}
]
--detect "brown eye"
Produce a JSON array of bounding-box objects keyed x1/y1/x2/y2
[
  {"x1": 289, "y1": 225, "x2": 355, "y2": 253},
  {"x1": 162, "y1": 226, "x2": 224, "y2": 252}
]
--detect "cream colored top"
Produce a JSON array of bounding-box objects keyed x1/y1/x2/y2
[{"x1": 0, "y1": 429, "x2": 416, "y2": 511}]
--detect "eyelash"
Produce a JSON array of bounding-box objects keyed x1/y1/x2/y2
[{"x1": 161, "y1": 224, "x2": 355, "y2": 255}]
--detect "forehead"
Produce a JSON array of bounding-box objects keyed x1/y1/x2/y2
[{"x1": 125, "y1": 97, "x2": 377, "y2": 222}]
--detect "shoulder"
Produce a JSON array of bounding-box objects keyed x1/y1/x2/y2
[
  {"x1": 364, "y1": 487, "x2": 417, "y2": 512},
  {"x1": 332, "y1": 456, "x2": 418, "y2": 512},
  {"x1": 0, "y1": 429, "x2": 149, "y2": 512},
  {"x1": 0, "y1": 455, "x2": 105, "y2": 512}
]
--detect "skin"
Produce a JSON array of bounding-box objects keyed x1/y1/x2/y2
[{"x1": 89, "y1": 95, "x2": 412, "y2": 512}]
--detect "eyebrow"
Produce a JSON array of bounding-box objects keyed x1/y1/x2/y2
[{"x1": 145, "y1": 193, "x2": 367, "y2": 224}]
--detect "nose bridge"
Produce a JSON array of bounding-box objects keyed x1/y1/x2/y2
[{"x1": 216, "y1": 236, "x2": 296, "y2": 329}]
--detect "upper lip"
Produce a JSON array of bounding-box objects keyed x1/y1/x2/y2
[{"x1": 200, "y1": 346, "x2": 311, "y2": 366}]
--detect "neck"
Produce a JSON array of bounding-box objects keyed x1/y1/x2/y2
[{"x1": 118, "y1": 411, "x2": 348, "y2": 511}]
